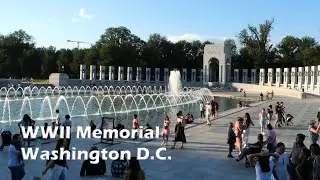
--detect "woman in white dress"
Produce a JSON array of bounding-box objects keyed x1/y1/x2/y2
[
  {"x1": 205, "y1": 102, "x2": 211, "y2": 126},
  {"x1": 242, "y1": 113, "x2": 254, "y2": 148},
  {"x1": 248, "y1": 152, "x2": 279, "y2": 180}
]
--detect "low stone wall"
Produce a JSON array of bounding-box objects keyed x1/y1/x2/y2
[{"x1": 231, "y1": 83, "x2": 304, "y2": 99}]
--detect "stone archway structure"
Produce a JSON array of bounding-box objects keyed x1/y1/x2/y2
[{"x1": 203, "y1": 44, "x2": 232, "y2": 85}]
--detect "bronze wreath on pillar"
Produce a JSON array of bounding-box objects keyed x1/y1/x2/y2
[
  {"x1": 304, "y1": 72, "x2": 308, "y2": 76},
  {"x1": 276, "y1": 72, "x2": 280, "y2": 77},
  {"x1": 317, "y1": 71, "x2": 320, "y2": 76},
  {"x1": 268, "y1": 72, "x2": 272, "y2": 77},
  {"x1": 260, "y1": 72, "x2": 264, "y2": 77},
  {"x1": 310, "y1": 71, "x2": 314, "y2": 76},
  {"x1": 298, "y1": 72, "x2": 302, "y2": 76}
]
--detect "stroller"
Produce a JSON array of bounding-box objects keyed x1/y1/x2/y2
[{"x1": 285, "y1": 114, "x2": 294, "y2": 126}]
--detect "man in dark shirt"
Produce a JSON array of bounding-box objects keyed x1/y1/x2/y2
[
  {"x1": 236, "y1": 134, "x2": 267, "y2": 161},
  {"x1": 80, "y1": 146, "x2": 106, "y2": 177}
]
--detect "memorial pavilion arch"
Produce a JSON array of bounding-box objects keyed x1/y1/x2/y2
[{"x1": 208, "y1": 57, "x2": 219, "y2": 82}]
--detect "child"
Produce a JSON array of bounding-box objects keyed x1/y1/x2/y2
[
  {"x1": 227, "y1": 122, "x2": 236, "y2": 158},
  {"x1": 161, "y1": 116, "x2": 170, "y2": 146}
]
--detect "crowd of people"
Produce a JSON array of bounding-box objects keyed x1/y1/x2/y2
[
  {"x1": 225, "y1": 100, "x2": 320, "y2": 180},
  {"x1": 3, "y1": 93, "x2": 320, "y2": 180}
]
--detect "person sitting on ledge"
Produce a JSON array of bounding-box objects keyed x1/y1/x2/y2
[
  {"x1": 111, "y1": 150, "x2": 129, "y2": 178},
  {"x1": 185, "y1": 113, "x2": 194, "y2": 124},
  {"x1": 80, "y1": 146, "x2": 106, "y2": 177},
  {"x1": 236, "y1": 134, "x2": 267, "y2": 162}
]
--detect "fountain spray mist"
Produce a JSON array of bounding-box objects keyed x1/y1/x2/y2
[{"x1": 168, "y1": 70, "x2": 182, "y2": 96}]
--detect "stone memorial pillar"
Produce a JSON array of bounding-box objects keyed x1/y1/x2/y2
[
  {"x1": 155, "y1": 68, "x2": 160, "y2": 82},
  {"x1": 242, "y1": 69, "x2": 248, "y2": 83},
  {"x1": 200, "y1": 69, "x2": 203, "y2": 83},
  {"x1": 127, "y1": 67, "x2": 133, "y2": 81},
  {"x1": 297, "y1": 67, "x2": 304, "y2": 90},
  {"x1": 311, "y1": 66, "x2": 316, "y2": 90},
  {"x1": 234, "y1": 69, "x2": 239, "y2": 83},
  {"x1": 80, "y1": 64, "x2": 86, "y2": 80},
  {"x1": 90, "y1": 65, "x2": 96, "y2": 81},
  {"x1": 136, "y1": 67, "x2": 141, "y2": 81},
  {"x1": 191, "y1": 69, "x2": 196, "y2": 83},
  {"x1": 182, "y1": 68, "x2": 187, "y2": 82},
  {"x1": 109, "y1": 66, "x2": 115, "y2": 81},
  {"x1": 204, "y1": 65, "x2": 208, "y2": 83},
  {"x1": 291, "y1": 67, "x2": 297, "y2": 89},
  {"x1": 99, "y1": 66, "x2": 105, "y2": 81},
  {"x1": 251, "y1": 69, "x2": 256, "y2": 84},
  {"x1": 146, "y1": 68, "x2": 151, "y2": 82},
  {"x1": 275, "y1": 68, "x2": 282, "y2": 87},
  {"x1": 259, "y1": 68, "x2": 265, "y2": 85},
  {"x1": 304, "y1": 66, "x2": 310, "y2": 91},
  {"x1": 164, "y1": 68, "x2": 169, "y2": 82},
  {"x1": 118, "y1": 66, "x2": 124, "y2": 81},
  {"x1": 283, "y1": 68, "x2": 289, "y2": 88},
  {"x1": 267, "y1": 68, "x2": 274, "y2": 86}
]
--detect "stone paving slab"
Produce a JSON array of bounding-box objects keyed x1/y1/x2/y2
[{"x1": 0, "y1": 96, "x2": 319, "y2": 179}]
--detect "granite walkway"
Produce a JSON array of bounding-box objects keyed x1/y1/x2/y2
[{"x1": 0, "y1": 96, "x2": 318, "y2": 180}]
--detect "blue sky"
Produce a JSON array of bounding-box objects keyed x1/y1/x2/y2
[{"x1": 0, "y1": 0, "x2": 319, "y2": 49}]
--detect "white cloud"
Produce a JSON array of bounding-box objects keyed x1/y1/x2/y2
[
  {"x1": 167, "y1": 33, "x2": 231, "y2": 43},
  {"x1": 72, "y1": 8, "x2": 95, "y2": 23}
]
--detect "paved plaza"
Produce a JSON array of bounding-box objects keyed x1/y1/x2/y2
[{"x1": 0, "y1": 93, "x2": 318, "y2": 179}]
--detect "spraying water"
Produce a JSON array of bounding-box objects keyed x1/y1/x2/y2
[{"x1": 168, "y1": 70, "x2": 182, "y2": 96}]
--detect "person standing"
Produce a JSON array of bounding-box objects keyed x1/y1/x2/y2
[
  {"x1": 242, "y1": 113, "x2": 254, "y2": 148},
  {"x1": 205, "y1": 102, "x2": 211, "y2": 126},
  {"x1": 248, "y1": 152, "x2": 279, "y2": 180},
  {"x1": 289, "y1": 134, "x2": 307, "y2": 180},
  {"x1": 61, "y1": 115, "x2": 72, "y2": 150},
  {"x1": 234, "y1": 117, "x2": 244, "y2": 154},
  {"x1": 227, "y1": 122, "x2": 236, "y2": 158},
  {"x1": 55, "y1": 109, "x2": 61, "y2": 125},
  {"x1": 8, "y1": 134, "x2": 25, "y2": 180},
  {"x1": 171, "y1": 112, "x2": 186, "y2": 149},
  {"x1": 161, "y1": 116, "x2": 170, "y2": 146},
  {"x1": 18, "y1": 114, "x2": 35, "y2": 147},
  {"x1": 132, "y1": 114, "x2": 139, "y2": 140},
  {"x1": 267, "y1": 105, "x2": 273, "y2": 125},
  {"x1": 266, "y1": 124, "x2": 277, "y2": 153},
  {"x1": 259, "y1": 108, "x2": 268, "y2": 135},
  {"x1": 317, "y1": 108, "x2": 320, "y2": 123},
  {"x1": 199, "y1": 101, "x2": 205, "y2": 118},
  {"x1": 271, "y1": 142, "x2": 290, "y2": 180},
  {"x1": 308, "y1": 120, "x2": 320, "y2": 144}
]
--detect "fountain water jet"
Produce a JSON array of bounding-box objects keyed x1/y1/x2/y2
[{"x1": 168, "y1": 70, "x2": 182, "y2": 96}]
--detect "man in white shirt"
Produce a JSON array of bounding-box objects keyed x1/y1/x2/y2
[
  {"x1": 270, "y1": 142, "x2": 290, "y2": 180},
  {"x1": 200, "y1": 102, "x2": 204, "y2": 118},
  {"x1": 55, "y1": 109, "x2": 61, "y2": 125},
  {"x1": 205, "y1": 102, "x2": 211, "y2": 126}
]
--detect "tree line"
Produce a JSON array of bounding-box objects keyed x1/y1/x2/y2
[{"x1": 1, "y1": 18, "x2": 320, "y2": 79}]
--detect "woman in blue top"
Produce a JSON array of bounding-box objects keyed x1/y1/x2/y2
[
  {"x1": 8, "y1": 134, "x2": 25, "y2": 180},
  {"x1": 259, "y1": 108, "x2": 268, "y2": 135}
]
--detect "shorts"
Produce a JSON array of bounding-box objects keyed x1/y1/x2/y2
[{"x1": 260, "y1": 120, "x2": 266, "y2": 127}]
